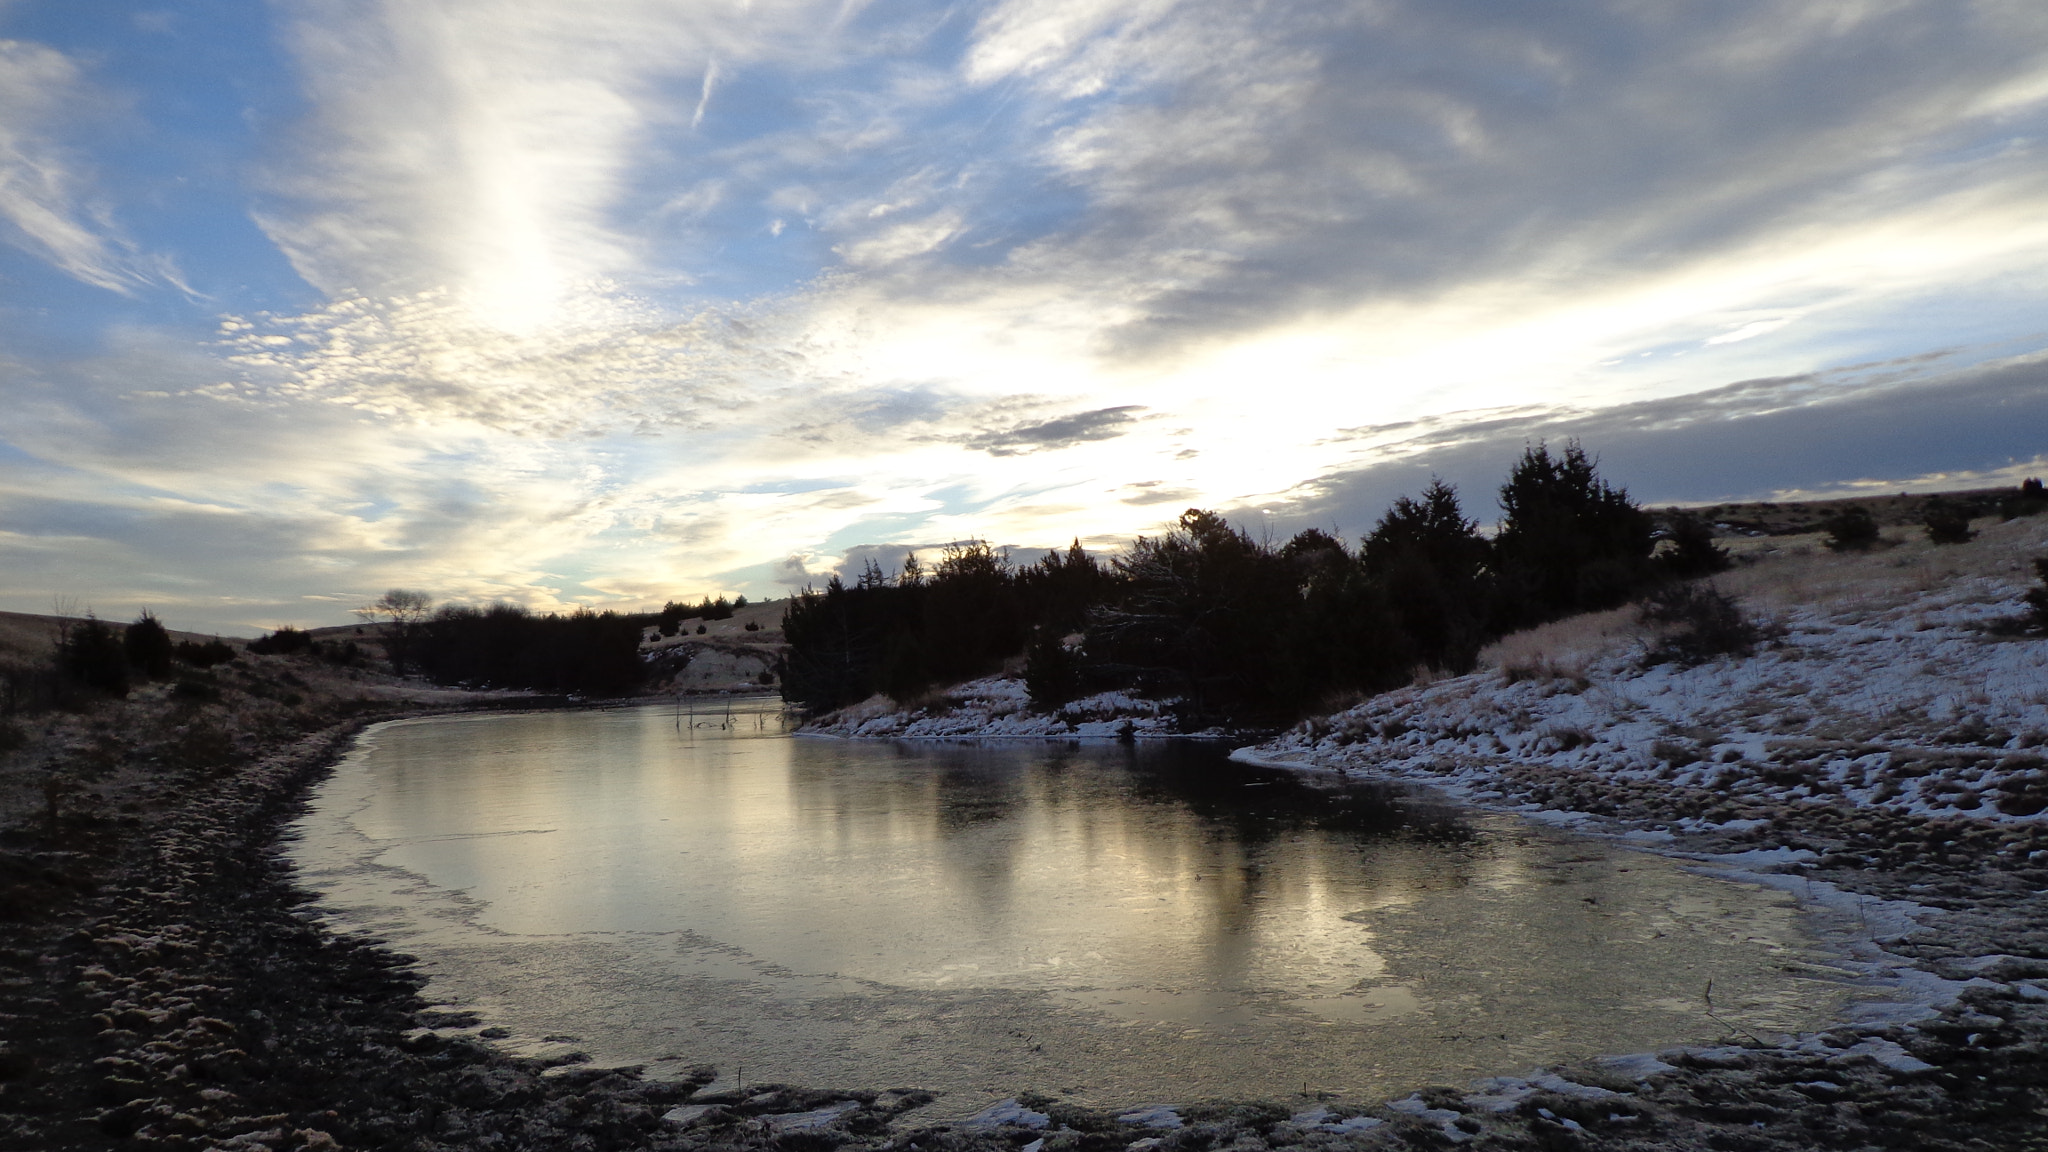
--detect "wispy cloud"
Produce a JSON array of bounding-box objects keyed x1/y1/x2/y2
[
  {"x1": 257, "y1": 0, "x2": 830, "y2": 331},
  {"x1": 0, "y1": 39, "x2": 179, "y2": 293}
]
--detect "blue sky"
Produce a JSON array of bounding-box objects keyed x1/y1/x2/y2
[{"x1": 3, "y1": 0, "x2": 2048, "y2": 633}]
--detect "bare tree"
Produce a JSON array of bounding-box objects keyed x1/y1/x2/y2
[
  {"x1": 355, "y1": 588, "x2": 433, "y2": 626},
  {"x1": 355, "y1": 589, "x2": 433, "y2": 674}
]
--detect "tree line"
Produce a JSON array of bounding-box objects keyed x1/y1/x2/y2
[{"x1": 781, "y1": 443, "x2": 1732, "y2": 723}]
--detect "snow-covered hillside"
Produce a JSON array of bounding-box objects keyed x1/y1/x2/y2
[{"x1": 1244, "y1": 515, "x2": 2048, "y2": 835}]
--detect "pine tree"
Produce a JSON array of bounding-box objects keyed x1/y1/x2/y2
[
  {"x1": 123, "y1": 611, "x2": 174, "y2": 680},
  {"x1": 1657, "y1": 511, "x2": 1731, "y2": 577},
  {"x1": 1492, "y1": 442, "x2": 1655, "y2": 624}
]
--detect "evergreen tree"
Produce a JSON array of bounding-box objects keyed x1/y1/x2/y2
[
  {"x1": 781, "y1": 576, "x2": 889, "y2": 711},
  {"x1": 123, "y1": 611, "x2": 174, "y2": 680},
  {"x1": 410, "y1": 603, "x2": 645, "y2": 695},
  {"x1": 1023, "y1": 626, "x2": 1084, "y2": 710},
  {"x1": 58, "y1": 616, "x2": 128, "y2": 697},
  {"x1": 1821, "y1": 506, "x2": 1880, "y2": 552},
  {"x1": 1363, "y1": 480, "x2": 1490, "y2": 671},
  {"x1": 1491, "y1": 442, "x2": 1655, "y2": 625},
  {"x1": 1090, "y1": 511, "x2": 1306, "y2": 717},
  {"x1": 1923, "y1": 500, "x2": 1975, "y2": 545},
  {"x1": 1657, "y1": 511, "x2": 1732, "y2": 578}
]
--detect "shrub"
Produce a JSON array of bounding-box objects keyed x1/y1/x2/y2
[
  {"x1": 172, "y1": 678, "x2": 222, "y2": 703},
  {"x1": 1639, "y1": 584, "x2": 1762, "y2": 666},
  {"x1": 0, "y1": 658, "x2": 50, "y2": 715},
  {"x1": 248, "y1": 626, "x2": 314, "y2": 655},
  {"x1": 165, "y1": 718, "x2": 236, "y2": 771},
  {"x1": 123, "y1": 611, "x2": 175, "y2": 680},
  {"x1": 1023, "y1": 628, "x2": 1084, "y2": 710},
  {"x1": 175, "y1": 639, "x2": 237, "y2": 668},
  {"x1": 57, "y1": 617, "x2": 128, "y2": 698},
  {"x1": 2001, "y1": 478, "x2": 2047, "y2": 520},
  {"x1": 1923, "y1": 501, "x2": 1975, "y2": 545},
  {"x1": 1656, "y1": 511, "x2": 1731, "y2": 577},
  {"x1": 316, "y1": 639, "x2": 362, "y2": 666},
  {"x1": 1821, "y1": 506, "x2": 1880, "y2": 552},
  {"x1": 2027, "y1": 557, "x2": 2048, "y2": 632}
]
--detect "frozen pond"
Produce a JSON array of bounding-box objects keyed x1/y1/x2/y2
[{"x1": 290, "y1": 697, "x2": 1855, "y2": 1108}]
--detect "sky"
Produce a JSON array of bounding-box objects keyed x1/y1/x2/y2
[{"x1": 3, "y1": 0, "x2": 2047, "y2": 634}]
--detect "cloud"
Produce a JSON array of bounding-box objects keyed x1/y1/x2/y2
[
  {"x1": 1119, "y1": 481, "x2": 1198, "y2": 506},
  {"x1": 966, "y1": 404, "x2": 1145, "y2": 455},
  {"x1": 0, "y1": 39, "x2": 178, "y2": 294},
  {"x1": 10, "y1": 1, "x2": 2048, "y2": 633},
  {"x1": 958, "y1": 0, "x2": 2048, "y2": 357},
  {"x1": 770, "y1": 553, "x2": 813, "y2": 585},
  {"x1": 258, "y1": 0, "x2": 862, "y2": 331},
  {"x1": 208, "y1": 282, "x2": 917, "y2": 442},
  {"x1": 1251, "y1": 352, "x2": 2048, "y2": 537}
]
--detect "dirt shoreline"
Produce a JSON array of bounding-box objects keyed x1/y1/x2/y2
[{"x1": 4, "y1": 692, "x2": 2047, "y2": 1148}]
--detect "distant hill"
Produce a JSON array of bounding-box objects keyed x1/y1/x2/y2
[{"x1": 1657, "y1": 486, "x2": 2026, "y2": 537}]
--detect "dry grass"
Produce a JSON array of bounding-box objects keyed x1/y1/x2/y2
[
  {"x1": 1472, "y1": 513, "x2": 2048, "y2": 683},
  {"x1": 0, "y1": 611, "x2": 65, "y2": 661},
  {"x1": 836, "y1": 693, "x2": 906, "y2": 722},
  {"x1": 1719, "y1": 514, "x2": 2048, "y2": 619},
  {"x1": 1476, "y1": 604, "x2": 1645, "y2": 684}
]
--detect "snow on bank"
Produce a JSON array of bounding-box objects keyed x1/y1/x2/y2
[
  {"x1": 1243, "y1": 518, "x2": 2048, "y2": 832},
  {"x1": 800, "y1": 678, "x2": 1212, "y2": 738}
]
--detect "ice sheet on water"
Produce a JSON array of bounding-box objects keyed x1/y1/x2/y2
[
  {"x1": 767, "y1": 1100, "x2": 861, "y2": 1131},
  {"x1": 1527, "y1": 1073, "x2": 1620, "y2": 1099},
  {"x1": 1595, "y1": 1051, "x2": 1679, "y2": 1080},
  {"x1": 959, "y1": 1100, "x2": 1051, "y2": 1130},
  {"x1": 1832, "y1": 1037, "x2": 1935, "y2": 1073},
  {"x1": 1116, "y1": 1106, "x2": 1183, "y2": 1129}
]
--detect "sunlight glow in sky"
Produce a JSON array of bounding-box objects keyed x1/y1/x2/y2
[{"x1": 4, "y1": 0, "x2": 2048, "y2": 632}]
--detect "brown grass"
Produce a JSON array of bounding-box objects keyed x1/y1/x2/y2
[
  {"x1": 1471, "y1": 512, "x2": 2048, "y2": 683},
  {"x1": 1718, "y1": 513, "x2": 2048, "y2": 620},
  {"x1": 1476, "y1": 604, "x2": 1645, "y2": 684}
]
